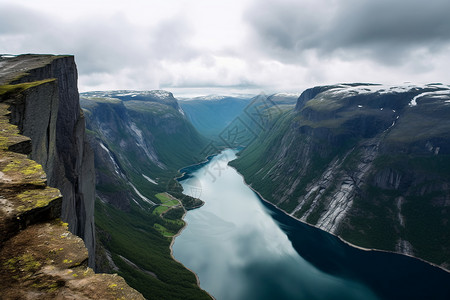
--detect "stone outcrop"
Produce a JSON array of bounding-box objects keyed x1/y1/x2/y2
[
  {"x1": 0, "y1": 54, "x2": 144, "y2": 299},
  {"x1": 0, "y1": 54, "x2": 95, "y2": 266}
]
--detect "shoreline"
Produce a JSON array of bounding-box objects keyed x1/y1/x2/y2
[{"x1": 228, "y1": 163, "x2": 450, "y2": 275}]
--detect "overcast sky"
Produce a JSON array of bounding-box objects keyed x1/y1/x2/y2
[{"x1": 1, "y1": 0, "x2": 449, "y2": 95}]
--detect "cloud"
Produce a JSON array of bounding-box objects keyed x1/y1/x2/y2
[
  {"x1": 148, "y1": 16, "x2": 200, "y2": 62},
  {"x1": 1, "y1": 0, "x2": 450, "y2": 93},
  {"x1": 245, "y1": 0, "x2": 450, "y2": 65}
]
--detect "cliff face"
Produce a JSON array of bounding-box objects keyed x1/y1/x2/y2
[
  {"x1": 0, "y1": 54, "x2": 95, "y2": 266},
  {"x1": 0, "y1": 54, "x2": 144, "y2": 299},
  {"x1": 230, "y1": 83, "x2": 450, "y2": 270}
]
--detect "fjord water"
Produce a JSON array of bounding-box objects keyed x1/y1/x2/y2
[{"x1": 173, "y1": 149, "x2": 450, "y2": 300}]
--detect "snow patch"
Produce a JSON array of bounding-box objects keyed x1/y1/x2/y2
[
  {"x1": 327, "y1": 84, "x2": 450, "y2": 106},
  {"x1": 148, "y1": 90, "x2": 172, "y2": 100},
  {"x1": 116, "y1": 92, "x2": 137, "y2": 97},
  {"x1": 273, "y1": 92, "x2": 301, "y2": 98},
  {"x1": 129, "y1": 122, "x2": 165, "y2": 169},
  {"x1": 100, "y1": 143, "x2": 121, "y2": 176},
  {"x1": 130, "y1": 122, "x2": 143, "y2": 140},
  {"x1": 409, "y1": 89, "x2": 450, "y2": 107},
  {"x1": 142, "y1": 174, "x2": 157, "y2": 185},
  {"x1": 129, "y1": 183, "x2": 155, "y2": 205}
]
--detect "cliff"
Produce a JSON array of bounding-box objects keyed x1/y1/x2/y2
[
  {"x1": 230, "y1": 83, "x2": 450, "y2": 270},
  {"x1": 0, "y1": 54, "x2": 95, "y2": 266},
  {"x1": 0, "y1": 54, "x2": 144, "y2": 299}
]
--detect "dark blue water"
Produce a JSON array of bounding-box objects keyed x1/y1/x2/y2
[{"x1": 173, "y1": 149, "x2": 450, "y2": 300}]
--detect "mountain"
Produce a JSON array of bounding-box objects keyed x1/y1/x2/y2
[
  {"x1": 178, "y1": 95, "x2": 252, "y2": 139},
  {"x1": 179, "y1": 93, "x2": 299, "y2": 151},
  {"x1": 229, "y1": 83, "x2": 450, "y2": 270},
  {"x1": 80, "y1": 90, "x2": 212, "y2": 299}
]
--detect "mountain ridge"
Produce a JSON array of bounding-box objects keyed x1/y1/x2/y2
[{"x1": 230, "y1": 82, "x2": 450, "y2": 271}]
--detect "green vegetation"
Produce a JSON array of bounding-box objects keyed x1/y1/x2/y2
[
  {"x1": 403, "y1": 193, "x2": 450, "y2": 265},
  {"x1": 82, "y1": 93, "x2": 212, "y2": 299},
  {"x1": 339, "y1": 187, "x2": 400, "y2": 251},
  {"x1": 95, "y1": 200, "x2": 210, "y2": 300},
  {"x1": 0, "y1": 79, "x2": 55, "y2": 97},
  {"x1": 163, "y1": 207, "x2": 185, "y2": 220},
  {"x1": 153, "y1": 205, "x2": 171, "y2": 215},
  {"x1": 155, "y1": 193, "x2": 179, "y2": 206}
]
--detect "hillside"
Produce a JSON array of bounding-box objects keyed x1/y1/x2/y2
[
  {"x1": 81, "y1": 90, "x2": 212, "y2": 299},
  {"x1": 230, "y1": 83, "x2": 450, "y2": 270}
]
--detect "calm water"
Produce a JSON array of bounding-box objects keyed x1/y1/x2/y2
[{"x1": 173, "y1": 149, "x2": 450, "y2": 300}]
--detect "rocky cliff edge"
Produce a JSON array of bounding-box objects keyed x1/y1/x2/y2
[{"x1": 0, "y1": 54, "x2": 144, "y2": 299}]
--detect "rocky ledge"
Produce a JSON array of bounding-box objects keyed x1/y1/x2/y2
[{"x1": 0, "y1": 55, "x2": 144, "y2": 299}]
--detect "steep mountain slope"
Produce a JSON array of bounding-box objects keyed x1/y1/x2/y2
[
  {"x1": 81, "y1": 90, "x2": 211, "y2": 299},
  {"x1": 230, "y1": 83, "x2": 450, "y2": 270}
]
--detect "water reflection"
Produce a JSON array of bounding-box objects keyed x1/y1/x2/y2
[{"x1": 173, "y1": 149, "x2": 450, "y2": 300}]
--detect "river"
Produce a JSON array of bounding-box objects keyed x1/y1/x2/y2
[{"x1": 172, "y1": 149, "x2": 450, "y2": 300}]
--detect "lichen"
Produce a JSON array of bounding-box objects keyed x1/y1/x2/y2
[
  {"x1": 31, "y1": 280, "x2": 59, "y2": 293},
  {"x1": 2, "y1": 159, "x2": 44, "y2": 177},
  {"x1": 58, "y1": 219, "x2": 69, "y2": 228},
  {"x1": 15, "y1": 188, "x2": 61, "y2": 211},
  {"x1": 3, "y1": 254, "x2": 41, "y2": 276},
  {"x1": 0, "y1": 79, "x2": 56, "y2": 97}
]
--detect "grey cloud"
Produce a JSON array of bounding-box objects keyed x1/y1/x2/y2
[
  {"x1": 0, "y1": 4, "x2": 155, "y2": 76},
  {"x1": 149, "y1": 16, "x2": 200, "y2": 61},
  {"x1": 0, "y1": 4, "x2": 47, "y2": 33},
  {"x1": 71, "y1": 16, "x2": 148, "y2": 74},
  {"x1": 245, "y1": 0, "x2": 450, "y2": 65}
]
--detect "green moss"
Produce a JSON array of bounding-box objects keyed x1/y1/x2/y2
[
  {"x1": 2, "y1": 158, "x2": 44, "y2": 176},
  {"x1": 20, "y1": 163, "x2": 42, "y2": 176},
  {"x1": 3, "y1": 254, "x2": 41, "y2": 276},
  {"x1": 0, "y1": 79, "x2": 56, "y2": 97},
  {"x1": 16, "y1": 188, "x2": 61, "y2": 211},
  {"x1": 0, "y1": 136, "x2": 8, "y2": 150}
]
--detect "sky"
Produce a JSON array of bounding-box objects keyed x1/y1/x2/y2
[{"x1": 1, "y1": 0, "x2": 449, "y2": 96}]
